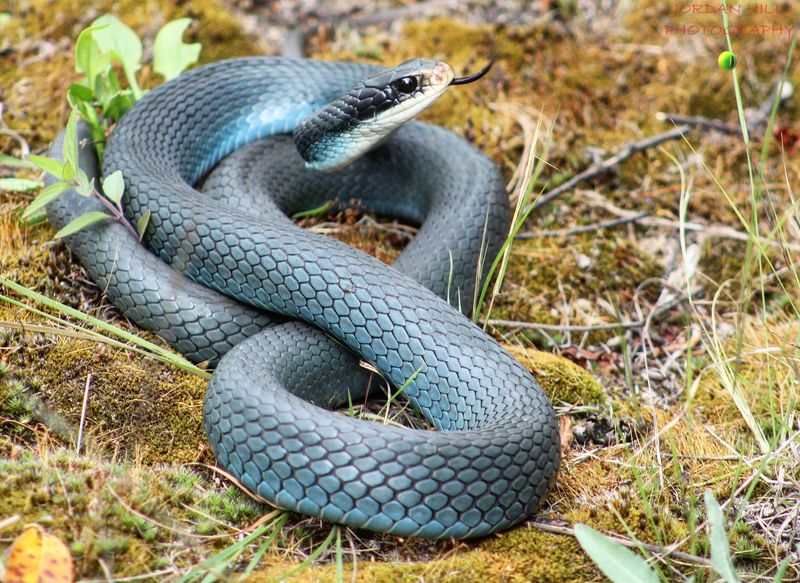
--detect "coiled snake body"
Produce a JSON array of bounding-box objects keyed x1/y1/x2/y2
[{"x1": 48, "y1": 57, "x2": 560, "y2": 539}]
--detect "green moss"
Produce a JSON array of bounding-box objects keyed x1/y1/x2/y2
[
  {"x1": 17, "y1": 337, "x2": 207, "y2": 464},
  {"x1": 0, "y1": 440, "x2": 267, "y2": 578},
  {"x1": 506, "y1": 346, "x2": 606, "y2": 406},
  {"x1": 249, "y1": 526, "x2": 596, "y2": 582}
]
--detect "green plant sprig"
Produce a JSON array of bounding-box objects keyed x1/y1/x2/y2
[
  {"x1": 21, "y1": 110, "x2": 143, "y2": 240},
  {"x1": 71, "y1": 15, "x2": 201, "y2": 161},
  {"x1": 5, "y1": 15, "x2": 201, "y2": 239}
]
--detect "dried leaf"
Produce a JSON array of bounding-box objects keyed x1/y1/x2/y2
[{"x1": 5, "y1": 526, "x2": 73, "y2": 583}]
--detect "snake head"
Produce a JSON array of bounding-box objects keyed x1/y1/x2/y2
[{"x1": 293, "y1": 58, "x2": 491, "y2": 172}]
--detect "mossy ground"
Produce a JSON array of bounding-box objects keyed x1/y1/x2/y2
[{"x1": 1, "y1": 1, "x2": 799, "y2": 581}]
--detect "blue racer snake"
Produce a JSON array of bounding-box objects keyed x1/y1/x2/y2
[{"x1": 47, "y1": 57, "x2": 560, "y2": 539}]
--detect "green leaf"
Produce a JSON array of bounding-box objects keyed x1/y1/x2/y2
[
  {"x1": 22, "y1": 181, "x2": 71, "y2": 219},
  {"x1": 67, "y1": 82, "x2": 94, "y2": 104},
  {"x1": 54, "y1": 211, "x2": 110, "y2": 239},
  {"x1": 574, "y1": 524, "x2": 659, "y2": 583},
  {"x1": 102, "y1": 170, "x2": 125, "y2": 204},
  {"x1": 94, "y1": 68, "x2": 122, "y2": 109},
  {"x1": 153, "y1": 18, "x2": 201, "y2": 81},
  {"x1": 0, "y1": 178, "x2": 42, "y2": 192},
  {"x1": 136, "y1": 209, "x2": 151, "y2": 240},
  {"x1": 0, "y1": 154, "x2": 35, "y2": 169},
  {"x1": 90, "y1": 15, "x2": 143, "y2": 99},
  {"x1": 705, "y1": 490, "x2": 740, "y2": 583},
  {"x1": 63, "y1": 110, "x2": 79, "y2": 179},
  {"x1": 28, "y1": 155, "x2": 66, "y2": 179},
  {"x1": 104, "y1": 90, "x2": 134, "y2": 122},
  {"x1": 75, "y1": 22, "x2": 112, "y2": 92}
]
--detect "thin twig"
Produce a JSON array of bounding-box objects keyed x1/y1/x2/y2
[
  {"x1": 528, "y1": 520, "x2": 714, "y2": 567},
  {"x1": 654, "y1": 113, "x2": 739, "y2": 135},
  {"x1": 656, "y1": 79, "x2": 794, "y2": 136},
  {"x1": 522, "y1": 190, "x2": 800, "y2": 252},
  {"x1": 485, "y1": 318, "x2": 640, "y2": 333}
]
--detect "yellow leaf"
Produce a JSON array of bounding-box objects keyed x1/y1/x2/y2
[{"x1": 5, "y1": 526, "x2": 73, "y2": 583}]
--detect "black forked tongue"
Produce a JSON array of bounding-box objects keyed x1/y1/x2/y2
[{"x1": 450, "y1": 60, "x2": 494, "y2": 85}]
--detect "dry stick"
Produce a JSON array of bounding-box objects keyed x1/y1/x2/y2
[
  {"x1": 537, "y1": 211, "x2": 652, "y2": 237},
  {"x1": 528, "y1": 520, "x2": 714, "y2": 568},
  {"x1": 654, "y1": 113, "x2": 740, "y2": 135},
  {"x1": 657, "y1": 80, "x2": 795, "y2": 136}
]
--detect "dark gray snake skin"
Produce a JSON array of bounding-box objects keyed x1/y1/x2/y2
[{"x1": 48, "y1": 57, "x2": 560, "y2": 539}]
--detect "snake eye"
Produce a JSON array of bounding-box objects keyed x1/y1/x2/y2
[{"x1": 392, "y1": 76, "x2": 418, "y2": 94}]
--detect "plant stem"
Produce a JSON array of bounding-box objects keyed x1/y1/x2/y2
[{"x1": 91, "y1": 186, "x2": 139, "y2": 239}]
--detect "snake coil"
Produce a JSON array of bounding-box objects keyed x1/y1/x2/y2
[{"x1": 48, "y1": 57, "x2": 560, "y2": 539}]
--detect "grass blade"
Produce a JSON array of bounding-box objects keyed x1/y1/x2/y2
[
  {"x1": 0, "y1": 274, "x2": 208, "y2": 378},
  {"x1": 271, "y1": 527, "x2": 337, "y2": 582}
]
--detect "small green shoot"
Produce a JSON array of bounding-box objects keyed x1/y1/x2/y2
[
  {"x1": 70, "y1": 14, "x2": 201, "y2": 160},
  {"x1": 292, "y1": 201, "x2": 334, "y2": 220},
  {"x1": 20, "y1": 110, "x2": 139, "y2": 239}
]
